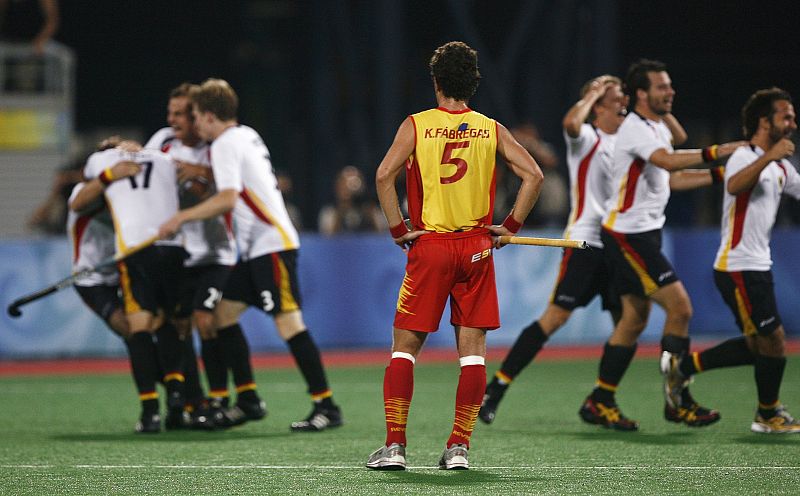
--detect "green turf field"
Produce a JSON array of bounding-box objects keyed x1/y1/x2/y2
[{"x1": 2, "y1": 357, "x2": 799, "y2": 495}]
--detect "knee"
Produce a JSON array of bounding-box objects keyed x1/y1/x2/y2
[
  {"x1": 539, "y1": 305, "x2": 571, "y2": 334},
  {"x1": 192, "y1": 312, "x2": 217, "y2": 339},
  {"x1": 668, "y1": 298, "x2": 693, "y2": 326},
  {"x1": 757, "y1": 326, "x2": 786, "y2": 357}
]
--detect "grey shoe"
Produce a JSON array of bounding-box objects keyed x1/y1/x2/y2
[
  {"x1": 660, "y1": 351, "x2": 688, "y2": 409},
  {"x1": 366, "y1": 443, "x2": 406, "y2": 470},
  {"x1": 438, "y1": 444, "x2": 469, "y2": 470}
]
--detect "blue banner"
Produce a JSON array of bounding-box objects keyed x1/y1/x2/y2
[{"x1": 1, "y1": 230, "x2": 798, "y2": 358}]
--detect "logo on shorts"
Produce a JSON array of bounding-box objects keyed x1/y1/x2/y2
[
  {"x1": 556, "y1": 295, "x2": 576, "y2": 304},
  {"x1": 759, "y1": 316, "x2": 776, "y2": 328},
  {"x1": 471, "y1": 249, "x2": 492, "y2": 263},
  {"x1": 657, "y1": 270, "x2": 674, "y2": 282}
]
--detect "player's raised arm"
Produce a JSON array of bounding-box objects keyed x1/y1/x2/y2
[{"x1": 562, "y1": 77, "x2": 614, "y2": 138}]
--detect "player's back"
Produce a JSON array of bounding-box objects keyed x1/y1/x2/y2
[
  {"x1": 408, "y1": 107, "x2": 497, "y2": 232},
  {"x1": 211, "y1": 125, "x2": 299, "y2": 259},
  {"x1": 84, "y1": 148, "x2": 179, "y2": 251}
]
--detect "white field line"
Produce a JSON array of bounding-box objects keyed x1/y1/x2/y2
[{"x1": 1, "y1": 464, "x2": 799, "y2": 471}]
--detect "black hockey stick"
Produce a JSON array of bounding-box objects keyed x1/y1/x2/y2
[{"x1": 6, "y1": 235, "x2": 159, "y2": 318}]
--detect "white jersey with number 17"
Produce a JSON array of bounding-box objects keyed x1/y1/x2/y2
[
  {"x1": 84, "y1": 148, "x2": 181, "y2": 252},
  {"x1": 211, "y1": 125, "x2": 299, "y2": 260}
]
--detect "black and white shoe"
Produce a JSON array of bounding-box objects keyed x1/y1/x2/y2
[
  {"x1": 290, "y1": 404, "x2": 343, "y2": 432},
  {"x1": 135, "y1": 413, "x2": 161, "y2": 434}
]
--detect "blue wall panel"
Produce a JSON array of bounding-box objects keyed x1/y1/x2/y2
[{"x1": 1, "y1": 230, "x2": 797, "y2": 358}]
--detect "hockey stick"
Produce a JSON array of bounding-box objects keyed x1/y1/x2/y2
[
  {"x1": 498, "y1": 236, "x2": 588, "y2": 249},
  {"x1": 6, "y1": 234, "x2": 159, "y2": 318}
]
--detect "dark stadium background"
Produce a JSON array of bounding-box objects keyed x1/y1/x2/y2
[{"x1": 55, "y1": 0, "x2": 800, "y2": 229}]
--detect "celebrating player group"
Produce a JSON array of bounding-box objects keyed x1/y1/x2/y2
[{"x1": 56, "y1": 40, "x2": 798, "y2": 470}]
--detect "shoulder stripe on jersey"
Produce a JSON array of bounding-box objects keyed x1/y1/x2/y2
[
  {"x1": 574, "y1": 135, "x2": 602, "y2": 221},
  {"x1": 160, "y1": 136, "x2": 176, "y2": 152},
  {"x1": 619, "y1": 158, "x2": 644, "y2": 213}
]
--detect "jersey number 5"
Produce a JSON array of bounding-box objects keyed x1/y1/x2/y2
[
  {"x1": 128, "y1": 161, "x2": 154, "y2": 189},
  {"x1": 440, "y1": 141, "x2": 469, "y2": 184}
]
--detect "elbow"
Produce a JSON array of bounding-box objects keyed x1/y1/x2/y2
[
  {"x1": 727, "y1": 184, "x2": 743, "y2": 196},
  {"x1": 525, "y1": 167, "x2": 545, "y2": 191},
  {"x1": 562, "y1": 120, "x2": 580, "y2": 138},
  {"x1": 375, "y1": 168, "x2": 395, "y2": 190}
]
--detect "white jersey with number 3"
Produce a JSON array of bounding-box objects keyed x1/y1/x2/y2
[
  {"x1": 211, "y1": 125, "x2": 299, "y2": 260},
  {"x1": 714, "y1": 145, "x2": 800, "y2": 271},
  {"x1": 603, "y1": 112, "x2": 673, "y2": 233},
  {"x1": 562, "y1": 124, "x2": 617, "y2": 248},
  {"x1": 67, "y1": 183, "x2": 118, "y2": 287},
  {"x1": 145, "y1": 127, "x2": 236, "y2": 267},
  {"x1": 84, "y1": 148, "x2": 181, "y2": 252}
]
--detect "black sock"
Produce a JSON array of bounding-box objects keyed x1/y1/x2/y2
[
  {"x1": 155, "y1": 322, "x2": 184, "y2": 381},
  {"x1": 498, "y1": 321, "x2": 549, "y2": 380},
  {"x1": 681, "y1": 337, "x2": 755, "y2": 376},
  {"x1": 217, "y1": 323, "x2": 256, "y2": 398},
  {"x1": 661, "y1": 335, "x2": 690, "y2": 355},
  {"x1": 201, "y1": 337, "x2": 229, "y2": 398},
  {"x1": 287, "y1": 330, "x2": 331, "y2": 398},
  {"x1": 127, "y1": 332, "x2": 159, "y2": 410},
  {"x1": 754, "y1": 354, "x2": 786, "y2": 415},
  {"x1": 181, "y1": 335, "x2": 205, "y2": 406},
  {"x1": 592, "y1": 342, "x2": 637, "y2": 403}
]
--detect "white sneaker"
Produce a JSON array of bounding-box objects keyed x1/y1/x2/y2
[
  {"x1": 366, "y1": 443, "x2": 406, "y2": 470},
  {"x1": 438, "y1": 444, "x2": 469, "y2": 470}
]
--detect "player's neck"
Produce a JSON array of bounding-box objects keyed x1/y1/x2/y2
[
  {"x1": 436, "y1": 94, "x2": 468, "y2": 112},
  {"x1": 210, "y1": 120, "x2": 238, "y2": 140},
  {"x1": 594, "y1": 118, "x2": 618, "y2": 135},
  {"x1": 750, "y1": 134, "x2": 773, "y2": 154},
  {"x1": 634, "y1": 103, "x2": 661, "y2": 123},
  {"x1": 181, "y1": 134, "x2": 202, "y2": 147}
]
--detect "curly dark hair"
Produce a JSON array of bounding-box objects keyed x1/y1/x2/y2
[
  {"x1": 624, "y1": 58, "x2": 666, "y2": 103},
  {"x1": 429, "y1": 41, "x2": 481, "y2": 102},
  {"x1": 741, "y1": 87, "x2": 792, "y2": 140}
]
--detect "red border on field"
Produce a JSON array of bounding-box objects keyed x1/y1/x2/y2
[{"x1": 1, "y1": 341, "x2": 798, "y2": 377}]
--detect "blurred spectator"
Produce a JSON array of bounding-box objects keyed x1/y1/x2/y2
[
  {"x1": 276, "y1": 169, "x2": 304, "y2": 231},
  {"x1": 27, "y1": 157, "x2": 81, "y2": 234},
  {"x1": 0, "y1": 0, "x2": 59, "y2": 92},
  {"x1": 318, "y1": 165, "x2": 385, "y2": 235},
  {"x1": 510, "y1": 122, "x2": 568, "y2": 227}
]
